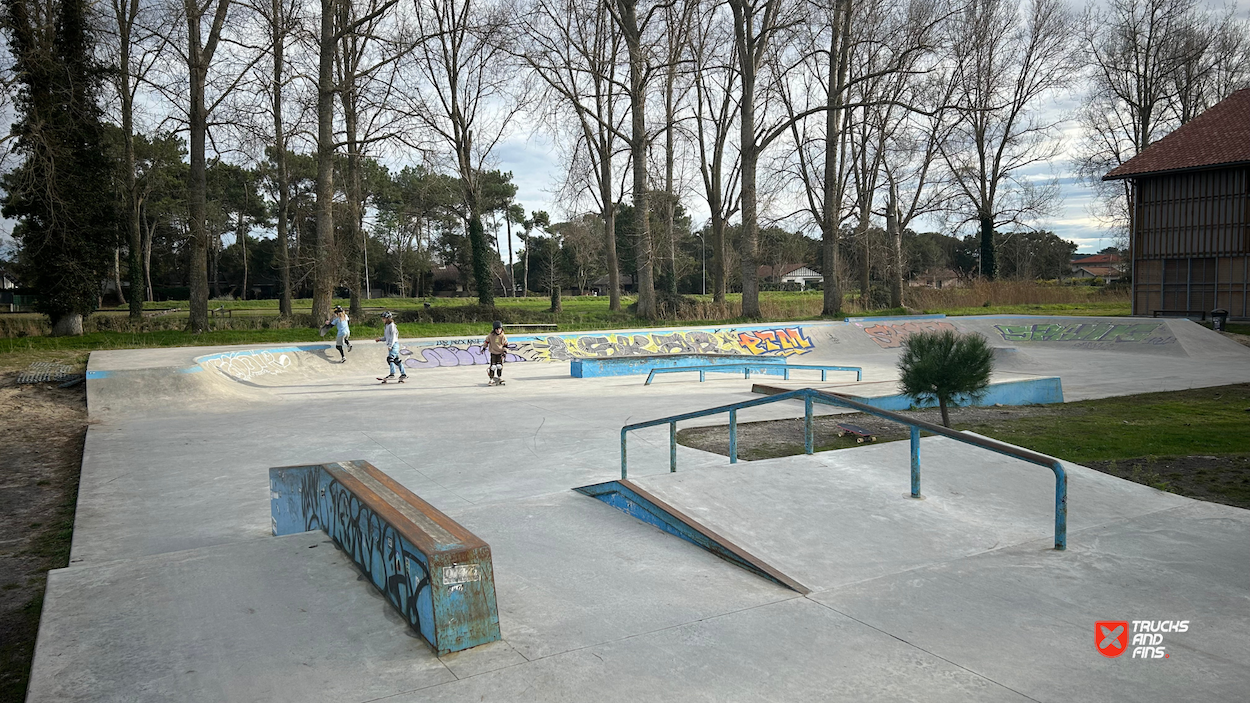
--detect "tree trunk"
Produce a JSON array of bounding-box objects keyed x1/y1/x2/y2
[
  {"x1": 143, "y1": 219, "x2": 153, "y2": 301},
  {"x1": 120, "y1": 18, "x2": 141, "y2": 319},
  {"x1": 186, "y1": 15, "x2": 210, "y2": 333},
  {"x1": 601, "y1": 161, "x2": 621, "y2": 311},
  {"x1": 711, "y1": 216, "x2": 727, "y2": 303},
  {"x1": 888, "y1": 183, "x2": 902, "y2": 308},
  {"x1": 616, "y1": 0, "x2": 654, "y2": 318},
  {"x1": 730, "y1": 0, "x2": 761, "y2": 319},
  {"x1": 821, "y1": 0, "x2": 851, "y2": 317},
  {"x1": 505, "y1": 209, "x2": 514, "y2": 296},
  {"x1": 979, "y1": 213, "x2": 996, "y2": 280},
  {"x1": 271, "y1": 0, "x2": 292, "y2": 318},
  {"x1": 938, "y1": 396, "x2": 950, "y2": 428},
  {"x1": 343, "y1": 84, "x2": 363, "y2": 318},
  {"x1": 238, "y1": 215, "x2": 248, "y2": 301},
  {"x1": 51, "y1": 313, "x2": 84, "y2": 337},
  {"x1": 312, "y1": 0, "x2": 337, "y2": 324},
  {"x1": 113, "y1": 247, "x2": 127, "y2": 306}
]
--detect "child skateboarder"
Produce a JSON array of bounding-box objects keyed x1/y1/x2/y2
[
  {"x1": 375, "y1": 312, "x2": 407, "y2": 383},
  {"x1": 325, "y1": 306, "x2": 352, "y2": 362},
  {"x1": 481, "y1": 320, "x2": 508, "y2": 386}
]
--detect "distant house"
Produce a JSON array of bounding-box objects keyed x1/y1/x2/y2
[
  {"x1": 757, "y1": 264, "x2": 823, "y2": 289},
  {"x1": 0, "y1": 269, "x2": 16, "y2": 290},
  {"x1": 588, "y1": 274, "x2": 636, "y2": 295},
  {"x1": 431, "y1": 265, "x2": 464, "y2": 295},
  {"x1": 1103, "y1": 88, "x2": 1250, "y2": 319},
  {"x1": 1071, "y1": 265, "x2": 1122, "y2": 283},
  {"x1": 909, "y1": 269, "x2": 962, "y2": 289},
  {"x1": 1069, "y1": 253, "x2": 1122, "y2": 272}
]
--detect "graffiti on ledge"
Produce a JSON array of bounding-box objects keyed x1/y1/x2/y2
[
  {"x1": 862, "y1": 320, "x2": 957, "y2": 349},
  {"x1": 994, "y1": 322, "x2": 1175, "y2": 345},
  {"x1": 207, "y1": 350, "x2": 292, "y2": 380},
  {"x1": 402, "y1": 326, "x2": 814, "y2": 369}
]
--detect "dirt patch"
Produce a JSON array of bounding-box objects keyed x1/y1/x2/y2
[
  {"x1": 0, "y1": 372, "x2": 86, "y2": 702},
  {"x1": 1086, "y1": 454, "x2": 1250, "y2": 509},
  {"x1": 1220, "y1": 331, "x2": 1250, "y2": 348},
  {"x1": 677, "y1": 403, "x2": 1069, "y2": 461}
]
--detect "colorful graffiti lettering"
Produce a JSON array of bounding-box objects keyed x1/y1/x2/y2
[
  {"x1": 862, "y1": 320, "x2": 957, "y2": 349},
  {"x1": 399, "y1": 326, "x2": 814, "y2": 369},
  {"x1": 737, "y1": 328, "x2": 814, "y2": 356},
  {"x1": 403, "y1": 345, "x2": 526, "y2": 370},
  {"x1": 209, "y1": 350, "x2": 292, "y2": 380},
  {"x1": 994, "y1": 322, "x2": 1172, "y2": 344}
]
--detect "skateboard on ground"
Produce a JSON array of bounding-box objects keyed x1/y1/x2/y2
[
  {"x1": 836, "y1": 423, "x2": 876, "y2": 443},
  {"x1": 488, "y1": 378, "x2": 505, "y2": 386},
  {"x1": 378, "y1": 376, "x2": 407, "y2": 384}
]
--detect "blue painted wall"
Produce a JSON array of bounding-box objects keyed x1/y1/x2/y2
[
  {"x1": 571, "y1": 354, "x2": 788, "y2": 378},
  {"x1": 841, "y1": 376, "x2": 1064, "y2": 411}
]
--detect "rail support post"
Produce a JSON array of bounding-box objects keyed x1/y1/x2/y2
[
  {"x1": 909, "y1": 426, "x2": 922, "y2": 498},
  {"x1": 1053, "y1": 467, "x2": 1067, "y2": 550},
  {"x1": 670, "y1": 422, "x2": 677, "y2": 473},
  {"x1": 804, "y1": 395, "x2": 814, "y2": 455},
  {"x1": 729, "y1": 409, "x2": 738, "y2": 464},
  {"x1": 621, "y1": 429, "x2": 628, "y2": 480}
]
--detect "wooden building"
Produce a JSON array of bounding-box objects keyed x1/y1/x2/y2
[{"x1": 1103, "y1": 88, "x2": 1250, "y2": 320}]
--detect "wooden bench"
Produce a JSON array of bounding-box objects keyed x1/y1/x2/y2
[
  {"x1": 209, "y1": 306, "x2": 233, "y2": 318},
  {"x1": 269, "y1": 460, "x2": 501, "y2": 654},
  {"x1": 503, "y1": 323, "x2": 558, "y2": 332},
  {"x1": 1152, "y1": 309, "x2": 1207, "y2": 320}
]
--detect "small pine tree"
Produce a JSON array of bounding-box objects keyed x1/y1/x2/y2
[{"x1": 897, "y1": 329, "x2": 994, "y2": 427}]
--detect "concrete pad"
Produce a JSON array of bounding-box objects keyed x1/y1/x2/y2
[
  {"x1": 386, "y1": 597, "x2": 1034, "y2": 702},
  {"x1": 28, "y1": 532, "x2": 459, "y2": 703},
  {"x1": 812, "y1": 501, "x2": 1250, "y2": 703}
]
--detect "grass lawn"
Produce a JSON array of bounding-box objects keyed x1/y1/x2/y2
[{"x1": 1, "y1": 287, "x2": 1131, "y2": 357}]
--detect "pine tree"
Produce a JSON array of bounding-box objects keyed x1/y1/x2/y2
[
  {"x1": 897, "y1": 330, "x2": 995, "y2": 427},
  {"x1": 2, "y1": 0, "x2": 118, "y2": 335}
]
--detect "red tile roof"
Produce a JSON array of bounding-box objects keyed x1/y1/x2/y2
[{"x1": 1103, "y1": 89, "x2": 1250, "y2": 180}]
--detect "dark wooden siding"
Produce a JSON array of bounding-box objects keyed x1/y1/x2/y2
[{"x1": 1132, "y1": 166, "x2": 1250, "y2": 318}]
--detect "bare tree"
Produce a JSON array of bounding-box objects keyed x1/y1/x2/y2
[
  {"x1": 687, "y1": 0, "x2": 740, "y2": 304},
  {"x1": 605, "y1": 0, "x2": 662, "y2": 318},
  {"x1": 405, "y1": 0, "x2": 519, "y2": 308},
  {"x1": 183, "y1": 0, "x2": 234, "y2": 332},
  {"x1": 520, "y1": 0, "x2": 628, "y2": 311},
  {"x1": 106, "y1": 0, "x2": 163, "y2": 318},
  {"x1": 1075, "y1": 0, "x2": 1249, "y2": 235},
  {"x1": 940, "y1": 0, "x2": 1076, "y2": 279}
]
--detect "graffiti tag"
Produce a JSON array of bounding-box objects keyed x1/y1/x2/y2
[
  {"x1": 862, "y1": 321, "x2": 957, "y2": 349},
  {"x1": 994, "y1": 322, "x2": 1172, "y2": 345},
  {"x1": 737, "y1": 327, "x2": 814, "y2": 356},
  {"x1": 209, "y1": 350, "x2": 292, "y2": 380}
]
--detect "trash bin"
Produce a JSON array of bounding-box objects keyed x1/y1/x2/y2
[{"x1": 1211, "y1": 308, "x2": 1228, "y2": 332}]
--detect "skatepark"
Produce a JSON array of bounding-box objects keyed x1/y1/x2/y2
[{"x1": 24, "y1": 314, "x2": 1250, "y2": 702}]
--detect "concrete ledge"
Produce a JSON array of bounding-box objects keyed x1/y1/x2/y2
[
  {"x1": 571, "y1": 353, "x2": 787, "y2": 378},
  {"x1": 269, "y1": 460, "x2": 500, "y2": 654}
]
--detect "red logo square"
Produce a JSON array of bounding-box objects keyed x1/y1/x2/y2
[{"x1": 1097, "y1": 621, "x2": 1129, "y2": 658}]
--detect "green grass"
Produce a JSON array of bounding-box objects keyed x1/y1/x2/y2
[{"x1": 958, "y1": 385, "x2": 1250, "y2": 464}]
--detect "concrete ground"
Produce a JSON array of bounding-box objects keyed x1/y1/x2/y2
[{"x1": 25, "y1": 316, "x2": 1250, "y2": 702}]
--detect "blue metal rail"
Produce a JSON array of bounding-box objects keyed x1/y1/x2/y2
[
  {"x1": 619, "y1": 387, "x2": 1068, "y2": 550},
  {"x1": 644, "y1": 363, "x2": 862, "y2": 385}
]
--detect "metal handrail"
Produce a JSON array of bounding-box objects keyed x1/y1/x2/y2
[
  {"x1": 644, "y1": 363, "x2": 862, "y2": 385},
  {"x1": 619, "y1": 387, "x2": 1068, "y2": 550}
]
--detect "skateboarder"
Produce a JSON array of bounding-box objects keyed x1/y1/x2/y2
[
  {"x1": 481, "y1": 320, "x2": 508, "y2": 386},
  {"x1": 375, "y1": 312, "x2": 407, "y2": 383},
  {"x1": 325, "y1": 306, "x2": 352, "y2": 363}
]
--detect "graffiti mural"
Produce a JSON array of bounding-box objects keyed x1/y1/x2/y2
[
  {"x1": 994, "y1": 322, "x2": 1175, "y2": 345},
  {"x1": 299, "y1": 468, "x2": 433, "y2": 641},
  {"x1": 207, "y1": 350, "x2": 292, "y2": 380},
  {"x1": 862, "y1": 320, "x2": 957, "y2": 349},
  {"x1": 402, "y1": 326, "x2": 815, "y2": 369},
  {"x1": 737, "y1": 327, "x2": 814, "y2": 356}
]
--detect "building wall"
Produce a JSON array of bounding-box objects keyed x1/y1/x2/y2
[{"x1": 1132, "y1": 166, "x2": 1249, "y2": 318}]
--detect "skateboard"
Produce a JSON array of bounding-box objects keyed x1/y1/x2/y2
[
  {"x1": 378, "y1": 376, "x2": 407, "y2": 384},
  {"x1": 488, "y1": 378, "x2": 506, "y2": 386},
  {"x1": 836, "y1": 423, "x2": 876, "y2": 443}
]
